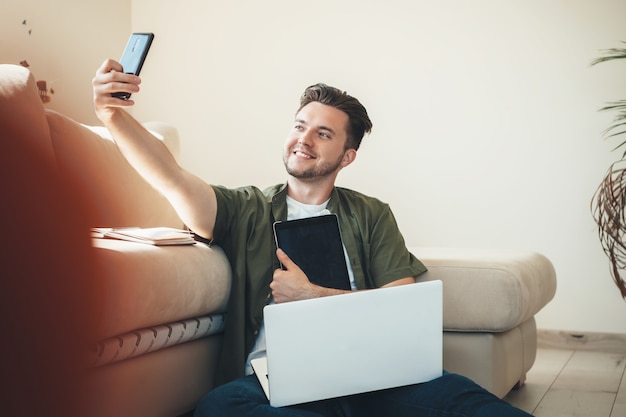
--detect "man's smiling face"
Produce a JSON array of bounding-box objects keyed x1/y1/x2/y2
[{"x1": 283, "y1": 102, "x2": 353, "y2": 180}]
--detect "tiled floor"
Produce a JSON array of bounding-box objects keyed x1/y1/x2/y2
[{"x1": 504, "y1": 334, "x2": 626, "y2": 417}]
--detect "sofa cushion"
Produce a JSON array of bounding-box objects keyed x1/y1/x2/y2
[
  {"x1": 45, "y1": 109, "x2": 183, "y2": 228},
  {"x1": 410, "y1": 247, "x2": 556, "y2": 332}
]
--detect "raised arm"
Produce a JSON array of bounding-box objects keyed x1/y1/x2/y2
[{"x1": 92, "y1": 59, "x2": 217, "y2": 239}]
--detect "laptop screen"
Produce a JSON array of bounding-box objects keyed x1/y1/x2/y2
[{"x1": 273, "y1": 214, "x2": 351, "y2": 291}]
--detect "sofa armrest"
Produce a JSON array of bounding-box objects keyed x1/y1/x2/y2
[
  {"x1": 409, "y1": 247, "x2": 556, "y2": 332},
  {"x1": 82, "y1": 121, "x2": 181, "y2": 162},
  {"x1": 92, "y1": 239, "x2": 231, "y2": 340}
]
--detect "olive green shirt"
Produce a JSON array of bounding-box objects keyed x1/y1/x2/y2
[{"x1": 208, "y1": 183, "x2": 427, "y2": 386}]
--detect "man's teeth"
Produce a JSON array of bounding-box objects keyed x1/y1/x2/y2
[{"x1": 295, "y1": 151, "x2": 313, "y2": 158}]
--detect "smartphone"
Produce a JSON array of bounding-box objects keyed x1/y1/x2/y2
[{"x1": 112, "y1": 32, "x2": 154, "y2": 100}]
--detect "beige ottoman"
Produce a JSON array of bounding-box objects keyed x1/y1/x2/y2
[{"x1": 409, "y1": 247, "x2": 557, "y2": 398}]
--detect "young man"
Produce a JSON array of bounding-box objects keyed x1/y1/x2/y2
[{"x1": 92, "y1": 60, "x2": 532, "y2": 416}]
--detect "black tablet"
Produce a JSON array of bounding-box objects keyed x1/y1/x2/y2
[{"x1": 273, "y1": 214, "x2": 351, "y2": 291}]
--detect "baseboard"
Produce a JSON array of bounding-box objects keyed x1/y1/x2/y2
[{"x1": 538, "y1": 329, "x2": 626, "y2": 353}]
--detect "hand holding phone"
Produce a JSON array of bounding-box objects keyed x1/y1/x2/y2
[{"x1": 112, "y1": 32, "x2": 154, "y2": 100}]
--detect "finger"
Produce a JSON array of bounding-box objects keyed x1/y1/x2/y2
[
  {"x1": 95, "y1": 72, "x2": 141, "y2": 91},
  {"x1": 276, "y1": 248, "x2": 296, "y2": 270},
  {"x1": 93, "y1": 78, "x2": 141, "y2": 109},
  {"x1": 94, "y1": 78, "x2": 140, "y2": 95},
  {"x1": 93, "y1": 59, "x2": 141, "y2": 94},
  {"x1": 97, "y1": 58, "x2": 123, "y2": 75},
  {"x1": 93, "y1": 82, "x2": 137, "y2": 108}
]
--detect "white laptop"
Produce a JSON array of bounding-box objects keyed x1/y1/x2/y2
[{"x1": 251, "y1": 280, "x2": 443, "y2": 407}]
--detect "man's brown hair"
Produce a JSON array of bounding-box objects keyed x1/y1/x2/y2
[{"x1": 298, "y1": 83, "x2": 372, "y2": 151}]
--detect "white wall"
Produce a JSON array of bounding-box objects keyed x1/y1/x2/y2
[
  {"x1": 131, "y1": 0, "x2": 626, "y2": 335},
  {"x1": 0, "y1": 0, "x2": 131, "y2": 125},
  {"x1": 6, "y1": 1, "x2": 621, "y2": 335}
]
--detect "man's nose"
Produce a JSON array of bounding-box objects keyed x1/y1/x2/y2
[{"x1": 297, "y1": 130, "x2": 313, "y2": 146}]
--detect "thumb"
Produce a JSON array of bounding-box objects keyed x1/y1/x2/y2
[{"x1": 276, "y1": 248, "x2": 297, "y2": 270}]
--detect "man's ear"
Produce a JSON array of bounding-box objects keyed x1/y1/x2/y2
[{"x1": 341, "y1": 148, "x2": 357, "y2": 168}]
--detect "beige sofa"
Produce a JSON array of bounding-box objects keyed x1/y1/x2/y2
[
  {"x1": 0, "y1": 63, "x2": 556, "y2": 416},
  {"x1": 0, "y1": 63, "x2": 231, "y2": 417}
]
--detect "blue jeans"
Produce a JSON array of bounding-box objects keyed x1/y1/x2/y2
[{"x1": 193, "y1": 372, "x2": 533, "y2": 417}]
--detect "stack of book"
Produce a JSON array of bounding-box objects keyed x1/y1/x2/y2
[{"x1": 91, "y1": 227, "x2": 196, "y2": 246}]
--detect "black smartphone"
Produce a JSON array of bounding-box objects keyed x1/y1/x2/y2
[{"x1": 112, "y1": 32, "x2": 154, "y2": 100}]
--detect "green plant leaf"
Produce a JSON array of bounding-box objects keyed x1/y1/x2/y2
[
  {"x1": 591, "y1": 41, "x2": 626, "y2": 66},
  {"x1": 610, "y1": 140, "x2": 626, "y2": 155},
  {"x1": 599, "y1": 100, "x2": 626, "y2": 113},
  {"x1": 593, "y1": 44, "x2": 626, "y2": 154}
]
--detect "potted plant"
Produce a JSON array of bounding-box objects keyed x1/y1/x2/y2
[{"x1": 591, "y1": 41, "x2": 626, "y2": 299}]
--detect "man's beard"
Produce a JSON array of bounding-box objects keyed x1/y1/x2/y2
[{"x1": 284, "y1": 151, "x2": 345, "y2": 179}]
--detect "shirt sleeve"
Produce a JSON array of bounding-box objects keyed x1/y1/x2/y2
[
  {"x1": 334, "y1": 188, "x2": 427, "y2": 289},
  {"x1": 366, "y1": 204, "x2": 427, "y2": 287}
]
